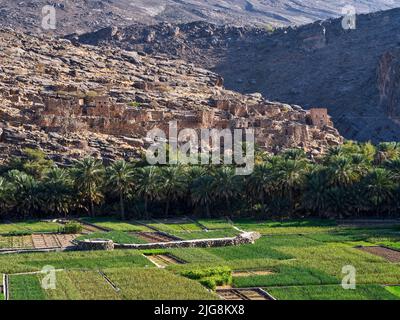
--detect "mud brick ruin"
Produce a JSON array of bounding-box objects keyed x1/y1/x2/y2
[{"x1": 0, "y1": 28, "x2": 343, "y2": 165}]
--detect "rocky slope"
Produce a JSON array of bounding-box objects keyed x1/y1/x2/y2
[
  {"x1": 0, "y1": 28, "x2": 342, "y2": 165},
  {"x1": 70, "y1": 8, "x2": 400, "y2": 142},
  {"x1": 0, "y1": 0, "x2": 397, "y2": 35}
]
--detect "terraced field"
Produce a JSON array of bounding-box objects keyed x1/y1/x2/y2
[
  {"x1": 0, "y1": 221, "x2": 62, "y2": 235},
  {"x1": 1, "y1": 218, "x2": 400, "y2": 300}
]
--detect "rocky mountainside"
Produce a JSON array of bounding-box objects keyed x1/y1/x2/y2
[
  {"x1": 0, "y1": 0, "x2": 398, "y2": 35},
  {"x1": 0, "y1": 28, "x2": 342, "y2": 165},
  {"x1": 69, "y1": 8, "x2": 400, "y2": 142}
]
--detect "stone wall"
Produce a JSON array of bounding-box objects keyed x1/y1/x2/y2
[
  {"x1": 76, "y1": 232, "x2": 261, "y2": 251},
  {"x1": 76, "y1": 239, "x2": 115, "y2": 251},
  {"x1": 43, "y1": 97, "x2": 82, "y2": 117},
  {"x1": 309, "y1": 108, "x2": 330, "y2": 127}
]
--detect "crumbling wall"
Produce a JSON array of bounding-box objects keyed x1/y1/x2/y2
[
  {"x1": 76, "y1": 232, "x2": 261, "y2": 251},
  {"x1": 42, "y1": 97, "x2": 82, "y2": 117},
  {"x1": 309, "y1": 108, "x2": 330, "y2": 127}
]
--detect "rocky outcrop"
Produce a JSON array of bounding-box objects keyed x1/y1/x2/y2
[
  {"x1": 0, "y1": 28, "x2": 343, "y2": 165},
  {"x1": 74, "y1": 8, "x2": 400, "y2": 142},
  {"x1": 0, "y1": 1, "x2": 397, "y2": 35},
  {"x1": 378, "y1": 49, "x2": 400, "y2": 122}
]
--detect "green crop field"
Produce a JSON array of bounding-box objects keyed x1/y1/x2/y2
[
  {"x1": 385, "y1": 286, "x2": 400, "y2": 298},
  {"x1": 7, "y1": 269, "x2": 217, "y2": 300},
  {"x1": 197, "y1": 219, "x2": 235, "y2": 230},
  {"x1": 170, "y1": 229, "x2": 240, "y2": 240},
  {"x1": 0, "y1": 235, "x2": 34, "y2": 249},
  {"x1": 141, "y1": 219, "x2": 204, "y2": 233},
  {"x1": 232, "y1": 218, "x2": 338, "y2": 235},
  {"x1": 76, "y1": 231, "x2": 148, "y2": 244},
  {"x1": 268, "y1": 284, "x2": 398, "y2": 300},
  {"x1": 1, "y1": 218, "x2": 400, "y2": 300},
  {"x1": 0, "y1": 250, "x2": 153, "y2": 274},
  {"x1": 80, "y1": 217, "x2": 151, "y2": 232},
  {"x1": 0, "y1": 220, "x2": 62, "y2": 235}
]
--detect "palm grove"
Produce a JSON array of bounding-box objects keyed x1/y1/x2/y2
[{"x1": 0, "y1": 141, "x2": 400, "y2": 220}]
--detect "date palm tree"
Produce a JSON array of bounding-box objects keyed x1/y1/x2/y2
[
  {"x1": 134, "y1": 166, "x2": 160, "y2": 218},
  {"x1": 0, "y1": 177, "x2": 11, "y2": 216},
  {"x1": 72, "y1": 158, "x2": 104, "y2": 217},
  {"x1": 273, "y1": 157, "x2": 308, "y2": 214},
  {"x1": 191, "y1": 174, "x2": 215, "y2": 217},
  {"x1": 43, "y1": 168, "x2": 74, "y2": 218},
  {"x1": 7, "y1": 170, "x2": 43, "y2": 218},
  {"x1": 375, "y1": 142, "x2": 400, "y2": 164},
  {"x1": 326, "y1": 155, "x2": 359, "y2": 188},
  {"x1": 157, "y1": 166, "x2": 187, "y2": 217},
  {"x1": 245, "y1": 163, "x2": 272, "y2": 213},
  {"x1": 363, "y1": 168, "x2": 395, "y2": 216},
  {"x1": 301, "y1": 168, "x2": 330, "y2": 217},
  {"x1": 384, "y1": 159, "x2": 400, "y2": 183},
  {"x1": 211, "y1": 167, "x2": 241, "y2": 215},
  {"x1": 106, "y1": 160, "x2": 134, "y2": 220}
]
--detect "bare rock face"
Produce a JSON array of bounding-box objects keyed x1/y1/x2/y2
[
  {"x1": 378, "y1": 49, "x2": 400, "y2": 122},
  {"x1": 77, "y1": 239, "x2": 115, "y2": 251},
  {"x1": 73, "y1": 8, "x2": 400, "y2": 142},
  {"x1": 0, "y1": 28, "x2": 343, "y2": 165},
  {"x1": 0, "y1": 0, "x2": 397, "y2": 35}
]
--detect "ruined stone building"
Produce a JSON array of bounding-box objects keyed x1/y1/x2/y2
[{"x1": 309, "y1": 108, "x2": 331, "y2": 128}]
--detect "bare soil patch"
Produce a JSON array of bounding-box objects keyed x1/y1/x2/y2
[
  {"x1": 32, "y1": 234, "x2": 77, "y2": 249},
  {"x1": 233, "y1": 270, "x2": 274, "y2": 277},
  {"x1": 135, "y1": 232, "x2": 179, "y2": 243},
  {"x1": 146, "y1": 254, "x2": 186, "y2": 268},
  {"x1": 80, "y1": 223, "x2": 105, "y2": 233},
  {"x1": 358, "y1": 246, "x2": 400, "y2": 262},
  {"x1": 217, "y1": 288, "x2": 273, "y2": 300}
]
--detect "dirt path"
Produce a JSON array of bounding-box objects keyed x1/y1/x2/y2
[
  {"x1": 217, "y1": 288, "x2": 275, "y2": 300},
  {"x1": 145, "y1": 254, "x2": 186, "y2": 268},
  {"x1": 233, "y1": 270, "x2": 274, "y2": 277}
]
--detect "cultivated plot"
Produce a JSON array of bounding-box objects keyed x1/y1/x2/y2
[{"x1": 1, "y1": 218, "x2": 400, "y2": 300}]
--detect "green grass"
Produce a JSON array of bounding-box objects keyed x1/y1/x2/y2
[
  {"x1": 142, "y1": 219, "x2": 203, "y2": 233},
  {"x1": 197, "y1": 219, "x2": 234, "y2": 230},
  {"x1": 267, "y1": 284, "x2": 399, "y2": 300},
  {"x1": 105, "y1": 268, "x2": 218, "y2": 300},
  {"x1": 170, "y1": 229, "x2": 240, "y2": 240},
  {"x1": 0, "y1": 235, "x2": 34, "y2": 249},
  {"x1": 0, "y1": 220, "x2": 62, "y2": 235},
  {"x1": 2, "y1": 218, "x2": 400, "y2": 300},
  {"x1": 9, "y1": 274, "x2": 46, "y2": 300},
  {"x1": 9, "y1": 270, "x2": 121, "y2": 300},
  {"x1": 232, "y1": 218, "x2": 337, "y2": 235},
  {"x1": 76, "y1": 231, "x2": 148, "y2": 244},
  {"x1": 366, "y1": 236, "x2": 400, "y2": 250},
  {"x1": 80, "y1": 217, "x2": 151, "y2": 232},
  {"x1": 272, "y1": 241, "x2": 400, "y2": 285},
  {"x1": 40, "y1": 270, "x2": 121, "y2": 300},
  {"x1": 385, "y1": 286, "x2": 400, "y2": 298},
  {"x1": 168, "y1": 232, "x2": 400, "y2": 286},
  {"x1": 206, "y1": 237, "x2": 292, "y2": 261},
  {"x1": 181, "y1": 267, "x2": 232, "y2": 290},
  {"x1": 167, "y1": 237, "x2": 292, "y2": 268},
  {"x1": 0, "y1": 250, "x2": 153, "y2": 274},
  {"x1": 233, "y1": 266, "x2": 338, "y2": 288}
]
